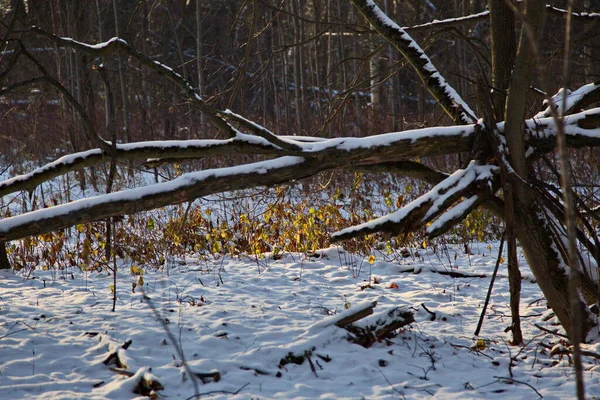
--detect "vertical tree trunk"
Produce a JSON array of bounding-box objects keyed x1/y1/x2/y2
[
  {"x1": 0, "y1": 242, "x2": 10, "y2": 270},
  {"x1": 112, "y1": 0, "x2": 131, "y2": 143},
  {"x1": 489, "y1": 0, "x2": 516, "y2": 118},
  {"x1": 489, "y1": 0, "x2": 521, "y2": 345},
  {"x1": 291, "y1": 0, "x2": 303, "y2": 133},
  {"x1": 505, "y1": 184, "x2": 523, "y2": 344},
  {"x1": 196, "y1": 0, "x2": 205, "y2": 131}
]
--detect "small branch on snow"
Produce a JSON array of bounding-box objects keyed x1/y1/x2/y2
[
  {"x1": 421, "y1": 303, "x2": 437, "y2": 321},
  {"x1": 103, "y1": 339, "x2": 132, "y2": 368},
  {"x1": 534, "y1": 324, "x2": 570, "y2": 340},
  {"x1": 492, "y1": 376, "x2": 543, "y2": 398},
  {"x1": 327, "y1": 301, "x2": 377, "y2": 328},
  {"x1": 185, "y1": 383, "x2": 250, "y2": 400}
]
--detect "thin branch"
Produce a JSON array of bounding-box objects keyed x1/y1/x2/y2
[
  {"x1": 492, "y1": 376, "x2": 543, "y2": 398},
  {"x1": 220, "y1": 110, "x2": 303, "y2": 151}
]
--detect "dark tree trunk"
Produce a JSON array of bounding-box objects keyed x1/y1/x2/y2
[{"x1": 0, "y1": 243, "x2": 10, "y2": 270}]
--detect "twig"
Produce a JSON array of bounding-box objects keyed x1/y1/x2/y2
[
  {"x1": 493, "y1": 376, "x2": 543, "y2": 398},
  {"x1": 306, "y1": 353, "x2": 318, "y2": 378},
  {"x1": 185, "y1": 382, "x2": 250, "y2": 399},
  {"x1": 534, "y1": 324, "x2": 570, "y2": 340},
  {"x1": 421, "y1": 303, "x2": 437, "y2": 321},
  {"x1": 376, "y1": 366, "x2": 406, "y2": 399}
]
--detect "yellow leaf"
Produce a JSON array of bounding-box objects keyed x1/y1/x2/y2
[
  {"x1": 499, "y1": 256, "x2": 505, "y2": 264},
  {"x1": 368, "y1": 255, "x2": 376, "y2": 264},
  {"x1": 474, "y1": 339, "x2": 486, "y2": 351}
]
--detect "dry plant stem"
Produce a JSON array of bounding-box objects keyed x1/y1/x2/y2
[
  {"x1": 558, "y1": 1, "x2": 585, "y2": 397},
  {"x1": 186, "y1": 382, "x2": 250, "y2": 400},
  {"x1": 474, "y1": 234, "x2": 505, "y2": 337}
]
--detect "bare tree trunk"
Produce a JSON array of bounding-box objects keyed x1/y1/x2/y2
[
  {"x1": 0, "y1": 241, "x2": 10, "y2": 270},
  {"x1": 112, "y1": 0, "x2": 131, "y2": 143},
  {"x1": 196, "y1": 0, "x2": 205, "y2": 131},
  {"x1": 505, "y1": 184, "x2": 523, "y2": 344},
  {"x1": 490, "y1": 0, "x2": 521, "y2": 345},
  {"x1": 291, "y1": 0, "x2": 303, "y2": 133}
]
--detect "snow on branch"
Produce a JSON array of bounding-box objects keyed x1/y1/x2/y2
[
  {"x1": 0, "y1": 125, "x2": 476, "y2": 199},
  {"x1": 545, "y1": 5, "x2": 600, "y2": 21},
  {"x1": 3, "y1": 104, "x2": 600, "y2": 203},
  {"x1": 350, "y1": 0, "x2": 477, "y2": 125},
  {"x1": 0, "y1": 134, "x2": 285, "y2": 198},
  {"x1": 0, "y1": 157, "x2": 313, "y2": 242},
  {"x1": 331, "y1": 161, "x2": 498, "y2": 241},
  {"x1": 404, "y1": 11, "x2": 489, "y2": 34},
  {"x1": 220, "y1": 110, "x2": 303, "y2": 152},
  {"x1": 527, "y1": 107, "x2": 600, "y2": 151},
  {"x1": 403, "y1": 5, "x2": 600, "y2": 34},
  {"x1": 426, "y1": 195, "x2": 481, "y2": 238},
  {"x1": 535, "y1": 82, "x2": 600, "y2": 118}
]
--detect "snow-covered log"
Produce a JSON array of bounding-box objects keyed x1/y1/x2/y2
[{"x1": 346, "y1": 307, "x2": 415, "y2": 348}]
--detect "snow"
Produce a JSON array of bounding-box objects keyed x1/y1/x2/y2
[
  {"x1": 405, "y1": 11, "x2": 490, "y2": 31},
  {"x1": 426, "y1": 195, "x2": 479, "y2": 235},
  {"x1": 0, "y1": 243, "x2": 598, "y2": 399},
  {"x1": 535, "y1": 83, "x2": 600, "y2": 118},
  {"x1": 305, "y1": 125, "x2": 473, "y2": 152},
  {"x1": 529, "y1": 107, "x2": 600, "y2": 140},
  {"x1": 0, "y1": 149, "x2": 103, "y2": 189},
  {"x1": 57, "y1": 36, "x2": 127, "y2": 50}
]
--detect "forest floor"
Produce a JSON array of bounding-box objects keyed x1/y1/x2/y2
[{"x1": 1, "y1": 242, "x2": 599, "y2": 399}]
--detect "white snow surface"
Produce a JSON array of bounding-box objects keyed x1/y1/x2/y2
[{"x1": 1, "y1": 243, "x2": 599, "y2": 399}]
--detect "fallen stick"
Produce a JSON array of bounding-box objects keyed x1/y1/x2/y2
[
  {"x1": 347, "y1": 307, "x2": 415, "y2": 348},
  {"x1": 103, "y1": 339, "x2": 132, "y2": 368},
  {"x1": 326, "y1": 301, "x2": 377, "y2": 328},
  {"x1": 193, "y1": 370, "x2": 221, "y2": 383},
  {"x1": 108, "y1": 367, "x2": 164, "y2": 396}
]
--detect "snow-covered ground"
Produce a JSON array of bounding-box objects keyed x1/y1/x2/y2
[{"x1": 0, "y1": 243, "x2": 598, "y2": 399}]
